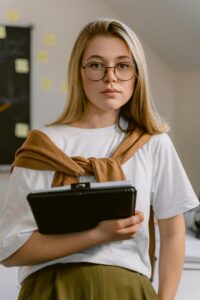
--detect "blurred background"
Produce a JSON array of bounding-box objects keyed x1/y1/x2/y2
[{"x1": 0, "y1": 1, "x2": 200, "y2": 299}]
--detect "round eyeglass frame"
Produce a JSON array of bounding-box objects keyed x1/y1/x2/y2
[{"x1": 81, "y1": 62, "x2": 136, "y2": 81}]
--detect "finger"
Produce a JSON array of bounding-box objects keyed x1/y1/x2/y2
[
  {"x1": 127, "y1": 213, "x2": 143, "y2": 226},
  {"x1": 133, "y1": 211, "x2": 144, "y2": 221},
  {"x1": 119, "y1": 223, "x2": 141, "y2": 237},
  {"x1": 108, "y1": 212, "x2": 143, "y2": 231},
  {"x1": 114, "y1": 216, "x2": 137, "y2": 229}
]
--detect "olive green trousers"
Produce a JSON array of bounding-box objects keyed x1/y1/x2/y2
[{"x1": 18, "y1": 263, "x2": 158, "y2": 300}]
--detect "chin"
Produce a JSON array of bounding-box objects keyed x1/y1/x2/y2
[
  {"x1": 98, "y1": 103, "x2": 119, "y2": 111},
  {"x1": 101, "y1": 100, "x2": 124, "y2": 110}
]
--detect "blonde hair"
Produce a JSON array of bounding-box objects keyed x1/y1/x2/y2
[{"x1": 52, "y1": 18, "x2": 168, "y2": 134}]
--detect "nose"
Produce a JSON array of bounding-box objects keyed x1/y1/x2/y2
[{"x1": 103, "y1": 67, "x2": 117, "y2": 82}]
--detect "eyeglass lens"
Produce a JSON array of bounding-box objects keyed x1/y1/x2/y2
[{"x1": 83, "y1": 62, "x2": 135, "y2": 81}]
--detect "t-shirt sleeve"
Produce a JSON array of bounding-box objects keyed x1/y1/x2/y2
[
  {"x1": 151, "y1": 134, "x2": 199, "y2": 219},
  {"x1": 0, "y1": 167, "x2": 54, "y2": 261}
]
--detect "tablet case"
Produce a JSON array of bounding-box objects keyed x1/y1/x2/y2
[{"x1": 27, "y1": 181, "x2": 137, "y2": 234}]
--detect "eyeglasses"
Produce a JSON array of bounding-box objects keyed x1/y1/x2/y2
[{"x1": 81, "y1": 61, "x2": 136, "y2": 81}]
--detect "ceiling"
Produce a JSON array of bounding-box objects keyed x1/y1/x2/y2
[{"x1": 107, "y1": 0, "x2": 200, "y2": 71}]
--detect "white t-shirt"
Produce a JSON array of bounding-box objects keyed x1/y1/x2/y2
[{"x1": 0, "y1": 124, "x2": 198, "y2": 283}]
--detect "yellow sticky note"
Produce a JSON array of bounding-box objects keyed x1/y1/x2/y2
[
  {"x1": 15, "y1": 123, "x2": 29, "y2": 138},
  {"x1": 0, "y1": 26, "x2": 6, "y2": 39},
  {"x1": 44, "y1": 33, "x2": 57, "y2": 46},
  {"x1": 41, "y1": 79, "x2": 53, "y2": 91},
  {"x1": 37, "y1": 51, "x2": 48, "y2": 63},
  {"x1": 15, "y1": 59, "x2": 29, "y2": 73},
  {"x1": 5, "y1": 10, "x2": 20, "y2": 22},
  {"x1": 59, "y1": 81, "x2": 68, "y2": 94}
]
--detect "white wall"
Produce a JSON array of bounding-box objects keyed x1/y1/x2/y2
[{"x1": 175, "y1": 71, "x2": 200, "y2": 194}]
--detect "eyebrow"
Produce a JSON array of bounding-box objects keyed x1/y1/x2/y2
[{"x1": 85, "y1": 55, "x2": 132, "y2": 61}]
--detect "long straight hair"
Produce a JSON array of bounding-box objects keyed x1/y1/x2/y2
[{"x1": 52, "y1": 18, "x2": 168, "y2": 134}]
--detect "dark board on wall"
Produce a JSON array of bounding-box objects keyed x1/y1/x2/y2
[{"x1": 0, "y1": 25, "x2": 31, "y2": 170}]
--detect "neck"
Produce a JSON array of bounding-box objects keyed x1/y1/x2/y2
[{"x1": 69, "y1": 110, "x2": 119, "y2": 129}]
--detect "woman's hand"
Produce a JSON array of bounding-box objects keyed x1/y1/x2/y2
[
  {"x1": 2, "y1": 211, "x2": 144, "y2": 267},
  {"x1": 94, "y1": 211, "x2": 144, "y2": 243}
]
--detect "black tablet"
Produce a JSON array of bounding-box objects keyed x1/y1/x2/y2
[{"x1": 27, "y1": 180, "x2": 137, "y2": 234}]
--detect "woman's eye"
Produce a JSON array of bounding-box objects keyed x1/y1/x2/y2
[
  {"x1": 117, "y1": 63, "x2": 131, "y2": 69},
  {"x1": 88, "y1": 63, "x2": 103, "y2": 70}
]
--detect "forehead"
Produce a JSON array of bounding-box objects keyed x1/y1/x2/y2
[{"x1": 82, "y1": 35, "x2": 131, "y2": 61}]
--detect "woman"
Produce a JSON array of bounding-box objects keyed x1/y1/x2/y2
[{"x1": 0, "y1": 19, "x2": 198, "y2": 300}]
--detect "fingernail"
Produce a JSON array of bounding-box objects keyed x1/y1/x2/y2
[{"x1": 134, "y1": 216, "x2": 141, "y2": 222}]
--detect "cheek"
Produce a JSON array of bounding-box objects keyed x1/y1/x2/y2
[
  {"x1": 81, "y1": 75, "x2": 90, "y2": 97},
  {"x1": 82, "y1": 80, "x2": 94, "y2": 98},
  {"x1": 123, "y1": 82, "x2": 135, "y2": 99},
  {"x1": 81, "y1": 71, "x2": 89, "y2": 95},
  {"x1": 82, "y1": 77, "x2": 100, "y2": 99},
  {"x1": 81, "y1": 71, "x2": 90, "y2": 93}
]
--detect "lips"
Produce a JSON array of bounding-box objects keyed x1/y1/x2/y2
[{"x1": 101, "y1": 88, "x2": 120, "y2": 94}]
